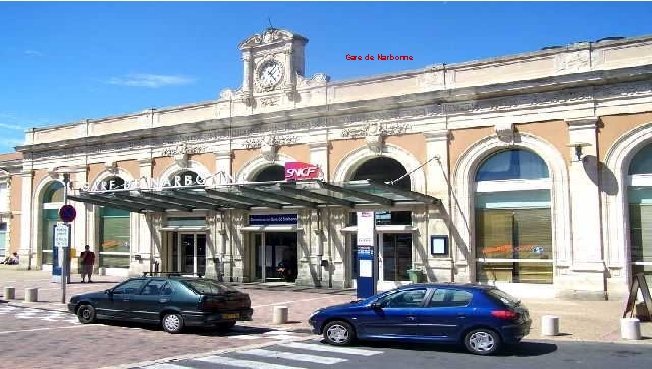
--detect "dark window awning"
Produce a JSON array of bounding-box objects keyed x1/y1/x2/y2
[{"x1": 69, "y1": 180, "x2": 440, "y2": 213}]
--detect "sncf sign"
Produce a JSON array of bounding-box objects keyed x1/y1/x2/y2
[{"x1": 284, "y1": 162, "x2": 322, "y2": 181}]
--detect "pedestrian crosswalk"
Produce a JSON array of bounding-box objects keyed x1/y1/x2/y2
[
  {"x1": 0, "y1": 305, "x2": 79, "y2": 325},
  {"x1": 137, "y1": 341, "x2": 384, "y2": 369}
]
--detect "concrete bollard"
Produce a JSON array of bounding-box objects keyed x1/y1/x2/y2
[
  {"x1": 541, "y1": 315, "x2": 560, "y2": 336},
  {"x1": 3, "y1": 286, "x2": 16, "y2": 300},
  {"x1": 24, "y1": 288, "x2": 38, "y2": 302},
  {"x1": 272, "y1": 305, "x2": 288, "y2": 324},
  {"x1": 620, "y1": 318, "x2": 642, "y2": 340},
  {"x1": 98, "y1": 267, "x2": 106, "y2": 276}
]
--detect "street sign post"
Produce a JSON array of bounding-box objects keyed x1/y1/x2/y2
[{"x1": 54, "y1": 222, "x2": 71, "y2": 303}]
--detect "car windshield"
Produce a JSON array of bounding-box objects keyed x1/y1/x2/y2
[
  {"x1": 181, "y1": 279, "x2": 238, "y2": 295},
  {"x1": 487, "y1": 288, "x2": 521, "y2": 307}
]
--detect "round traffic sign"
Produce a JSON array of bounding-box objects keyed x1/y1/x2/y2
[{"x1": 59, "y1": 205, "x2": 76, "y2": 222}]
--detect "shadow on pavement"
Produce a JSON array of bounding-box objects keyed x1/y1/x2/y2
[
  {"x1": 96, "y1": 320, "x2": 284, "y2": 337},
  {"x1": 319, "y1": 339, "x2": 557, "y2": 357}
]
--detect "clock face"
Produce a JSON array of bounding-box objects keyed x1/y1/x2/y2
[{"x1": 257, "y1": 60, "x2": 283, "y2": 90}]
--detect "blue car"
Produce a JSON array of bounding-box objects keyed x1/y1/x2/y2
[{"x1": 309, "y1": 283, "x2": 531, "y2": 355}]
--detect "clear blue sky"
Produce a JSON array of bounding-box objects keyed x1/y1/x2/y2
[{"x1": 1, "y1": 1, "x2": 652, "y2": 153}]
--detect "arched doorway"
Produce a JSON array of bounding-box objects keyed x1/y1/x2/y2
[
  {"x1": 474, "y1": 149, "x2": 553, "y2": 284},
  {"x1": 249, "y1": 164, "x2": 298, "y2": 282},
  {"x1": 349, "y1": 157, "x2": 413, "y2": 284},
  {"x1": 627, "y1": 143, "x2": 652, "y2": 287}
]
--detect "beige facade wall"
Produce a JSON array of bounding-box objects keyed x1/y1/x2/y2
[
  {"x1": 278, "y1": 144, "x2": 310, "y2": 163},
  {"x1": 516, "y1": 120, "x2": 571, "y2": 164},
  {"x1": 329, "y1": 138, "x2": 365, "y2": 179},
  {"x1": 87, "y1": 163, "x2": 105, "y2": 184},
  {"x1": 598, "y1": 112, "x2": 652, "y2": 160},
  {"x1": 449, "y1": 126, "x2": 494, "y2": 171},
  {"x1": 9, "y1": 215, "x2": 20, "y2": 254},
  {"x1": 189, "y1": 153, "x2": 216, "y2": 173},
  {"x1": 386, "y1": 133, "x2": 427, "y2": 165},
  {"x1": 152, "y1": 157, "x2": 174, "y2": 178},
  {"x1": 232, "y1": 149, "x2": 259, "y2": 176},
  {"x1": 117, "y1": 160, "x2": 140, "y2": 179},
  {"x1": 10, "y1": 174, "x2": 22, "y2": 212},
  {"x1": 32, "y1": 169, "x2": 50, "y2": 195}
]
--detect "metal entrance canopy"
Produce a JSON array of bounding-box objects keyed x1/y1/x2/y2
[{"x1": 67, "y1": 180, "x2": 440, "y2": 213}]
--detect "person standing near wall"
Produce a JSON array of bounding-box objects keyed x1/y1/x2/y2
[{"x1": 80, "y1": 245, "x2": 95, "y2": 283}]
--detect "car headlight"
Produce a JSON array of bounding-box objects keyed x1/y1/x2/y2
[{"x1": 308, "y1": 309, "x2": 323, "y2": 320}]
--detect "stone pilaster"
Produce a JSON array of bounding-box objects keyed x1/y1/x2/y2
[
  {"x1": 19, "y1": 169, "x2": 34, "y2": 269},
  {"x1": 424, "y1": 130, "x2": 455, "y2": 282},
  {"x1": 562, "y1": 117, "x2": 606, "y2": 299}
]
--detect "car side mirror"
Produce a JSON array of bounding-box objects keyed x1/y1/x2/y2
[
  {"x1": 105, "y1": 289, "x2": 113, "y2": 295},
  {"x1": 371, "y1": 302, "x2": 383, "y2": 310}
]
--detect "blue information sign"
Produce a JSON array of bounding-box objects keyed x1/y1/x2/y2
[{"x1": 249, "y1": 214, "x2": 298, "y2": 225}]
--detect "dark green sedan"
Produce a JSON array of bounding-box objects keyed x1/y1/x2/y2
[{"x1": 67, "y1": 276, "x2": 253, "y2": 333}]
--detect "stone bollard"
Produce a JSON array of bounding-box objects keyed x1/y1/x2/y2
[
  {"x1": 3, "y1": 286, "x2": 16, "y2": 300},
  {"x1": 98, "y1": 267, "x2": 106, "y2": 276},
  {"x1": 24, "y1": 288, "x2": 38, "y2": 302},
  {"x1": 541, "y1": 315, "x2": 560, "y2": 336},
  {"x1": 272, "y1": 305, "x2": 288, "y2": 324},
  {"x1": 620, "y1": 318, "x2": 642, "y2": 340}
]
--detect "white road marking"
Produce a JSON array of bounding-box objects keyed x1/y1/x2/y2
[
  {"x1": 142, "y1": 364, "x2": 193, "y2": 369},
  {"x1": 0, "y1": 324, "x2": 88, "y2": 335},
  {"x1": 278, "y1": 342, "x2": 384, "y2": 356},
  {"x1": 195, "y1": 356, "x2": 306, "y2": 369},
  {"x1": 239, "y1": 348, "x2": 346, "y2": 364}
]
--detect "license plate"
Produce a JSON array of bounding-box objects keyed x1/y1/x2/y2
[{"x1": 222, "y1": 313, "x2": 239, "y2": 319}]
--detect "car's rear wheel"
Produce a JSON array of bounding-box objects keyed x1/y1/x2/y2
[
  {"x1": 323, "y1": 320, "x2": 355, "y2": 346},
  {"x1": 216, "y1": 321, "x2": 237, "y2": 331},
  {"x1": 76, "y1": 304, "x2": 96, "y2": 324},
  {"x1": 464, "y1": 328, "x2": 501, "y2": 355},
  {"x1": 161, "y1": 313, "x2": 184, "y2": 334}
]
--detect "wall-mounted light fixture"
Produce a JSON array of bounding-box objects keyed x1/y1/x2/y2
[{"x1": 567, "y1": 142, "x2": 592, "y2": 162}]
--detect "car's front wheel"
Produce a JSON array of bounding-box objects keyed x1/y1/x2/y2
[
  {"x1": 76, "y1": 304, "x2": 96, "y2": 324},
  {"x1": 464, "y1": 328, "x2": 501, "y2": 355},
  {"x1": 161, "y1": 313, "x2": 184, "y2": 334},
  {"x1": 323, "y1": 320, "x2": 355, "y2": 346}
]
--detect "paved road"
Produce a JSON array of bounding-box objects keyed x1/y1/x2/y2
[
  {"x1": 126, "y1": 339, "x2": 652, "y2": 369},
  {"x1": 0, "y1": 305, "x2": 314, "y2": 369}
]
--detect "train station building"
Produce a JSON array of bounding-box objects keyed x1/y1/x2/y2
[{"x1": 4, "y1": 29, "x2": 652, "y2": 300}]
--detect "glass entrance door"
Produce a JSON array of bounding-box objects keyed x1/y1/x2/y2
[
  {"x1": 253, "y1": 232, "x2": 298, "y2": 282},
  {"x1": 380, "y1": 233, "x2": 412, "y2": 281},
  {"x1": 172, "y1": 233, "x2": 206, "y2": 275}
]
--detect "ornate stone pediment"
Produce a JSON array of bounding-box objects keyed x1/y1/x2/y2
[
  {"x1": 238, "y1": 28, "x2": 307, "y2": 50},
  {"x1": 297, "y1": 73, "x2": 330, "y2": 88}
]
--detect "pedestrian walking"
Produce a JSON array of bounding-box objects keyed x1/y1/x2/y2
[{"x1": 80, "y1": 245, "x2": 95, "y2": 283}]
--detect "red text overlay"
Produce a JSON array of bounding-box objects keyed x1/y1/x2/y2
[{"x1": 346, "y1": 54, "x2": 414, "y2": 61}]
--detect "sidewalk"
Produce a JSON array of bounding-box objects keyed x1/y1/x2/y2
[{"x1": 1, "y1": 267, "x2": 650, "y2": 344}]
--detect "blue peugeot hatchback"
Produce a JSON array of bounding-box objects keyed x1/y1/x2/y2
[{"x1": 309, "y1": 283, "x2": 531, "y2": 355}]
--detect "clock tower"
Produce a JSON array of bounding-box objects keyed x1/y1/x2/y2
[{"x1": 238, "y1": 28, "x2": 308, "y2": 106}]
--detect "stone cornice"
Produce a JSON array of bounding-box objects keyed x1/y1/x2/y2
[{"x1": 16, "y1": 65, "x2": 652, "y2": 158}]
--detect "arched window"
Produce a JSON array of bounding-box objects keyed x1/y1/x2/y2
[
  {"x1": 253, "y1": 165, "x2": 285, "y2": 182},
  {"x1": 97, "y1": 176, "x2": 130, "y2": 268},
  {"x1": 41, "y1": 182, "x2": 65, "y2": 264},
  {"x1": 474, "y1": 149, "x2": 553, "y2": 284},
  {"x1": 350, "y1": 157, "x2": 412, "y2": 283},
  {"x1": 628, "y1": 143, "x2": 652, "y2": 286}
]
